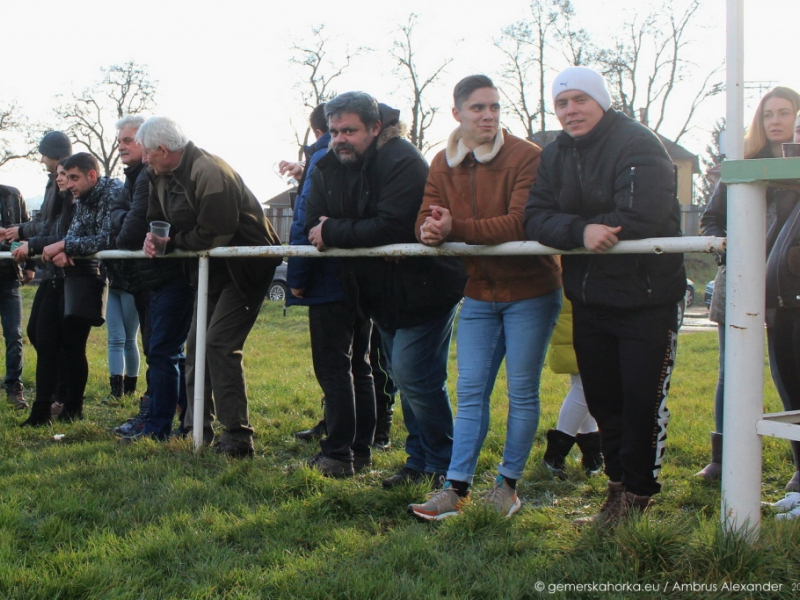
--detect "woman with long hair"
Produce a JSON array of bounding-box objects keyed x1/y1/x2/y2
[{"x1": 700, "y1": 86, "x2": 800, "y2": 487}]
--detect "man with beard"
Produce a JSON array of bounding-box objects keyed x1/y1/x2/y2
[{"x1": 305, "y1": 92, "x2": 466, "y2": 484}]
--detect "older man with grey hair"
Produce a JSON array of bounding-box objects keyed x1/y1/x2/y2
[{"x1": 138, "y1": 116, "x2": 282, "y2": 456}]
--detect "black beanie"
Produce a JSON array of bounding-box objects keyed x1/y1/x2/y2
[{"x1": 38, "y1": 131, "x2": 72, "y2": 159}]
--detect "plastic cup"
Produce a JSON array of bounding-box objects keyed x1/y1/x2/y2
[
  {"x1": 782, "y1": 143, "x2": 800, "y2": 158},
  {"x1": 150, "y1": 221, "x2": 170, "y2": 256}
]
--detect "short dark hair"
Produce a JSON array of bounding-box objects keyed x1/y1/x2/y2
[
  {"x1": 454, "y1": 75, "x2": 496, "y2": 109},
  {"x1": 62, "y1": 152, "x2": 100, "y2": 176},
  {"x1": 310, "y1": 103, "x2": 328, "y2": 133},
  {"x1": 324, "y1": 92, "x2": 381, "y2": 129}
]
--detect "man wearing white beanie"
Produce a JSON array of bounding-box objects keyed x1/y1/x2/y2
[{"x1": 524, "y1": 66, "x2": 686, "y2": 526}]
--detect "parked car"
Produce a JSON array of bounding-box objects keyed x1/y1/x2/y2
[
  {"x1": 267, "y1": 261, "x2": 288, "y2": 302},
  {"x1": 685, "y1": 279, "x2": 695, "y2": 308},
  {"x1": 704, "y1": 280, "x2": 714, "y2": 308}
]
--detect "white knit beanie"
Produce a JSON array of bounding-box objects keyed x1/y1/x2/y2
[{"x1": 551, "y1": 66, "x2": 612, "y2": 111}]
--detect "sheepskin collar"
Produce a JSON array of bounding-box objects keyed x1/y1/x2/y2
[{"x1": 446, "y1": 127, "x2": 505, "y2": 167}]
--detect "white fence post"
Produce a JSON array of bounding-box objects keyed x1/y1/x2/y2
[{"x1": 192, "y1": 255, "x2": 210, "y2": 453}]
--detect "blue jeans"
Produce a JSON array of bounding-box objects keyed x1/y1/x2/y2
[
  {"x1": 106, "y1": 288, "x2": 141, "y2": 377},
  {"x1": 0, "y1": 278, "x2": 23, "y2": 391},
  {"x1": 143, "y1": 278, "x2": 194, "y2": 438},
  {"x1": 448, "y1": 292, "x2": 561, "y2": 484},
  {"x1": 377, "y1": 305, "x2": 458, "y2": 474}
]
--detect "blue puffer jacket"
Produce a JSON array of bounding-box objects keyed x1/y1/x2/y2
[{"x1": 286, "y1": 131, "x2": 346, "y2": 307}]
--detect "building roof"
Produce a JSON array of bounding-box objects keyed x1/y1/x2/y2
[
  {"x1": 528, "y1": 130, "x2": 701, "y2": 175},
  {"x1": 262, "y1": 186, "x2": 297, "y2": 210}
]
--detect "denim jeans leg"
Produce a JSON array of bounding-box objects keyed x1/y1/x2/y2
[
  {"x1": 497, "y1": 291, "x2": 561, "y2": 481},
  {"x1": 143, "y1": 279, "x2": 194, "y2": 438},
  {"x1": 0, "y1": 279, "x2": 23, "y2": 390},
  {"x1": 447, "y1": 298, "x2": 505, "y2": 484},
  {"x1": 378, "y1": 305, "x2": 458, "y2": 474}
]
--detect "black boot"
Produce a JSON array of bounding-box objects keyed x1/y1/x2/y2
[
  {"x1": 695, "y1": 432, "x2": 722, "y2": 480},
  {"x1": 295, "y1": 420, "x2": 327, "y2": 442},
  {"x1": 575, "y1": 431, "x2": 604, "y2": 476},
  {"x1": 20, "y1": 398, "x2": 53, "y2": 428},
  {"x1": 123, "y1": 376, "x2": 138, "y2": 396},
  {"x1": 373, "y1": 398, "x2": 394, "y2": 450},
  {"x1": 58, "y1": 395, "x2": 84, "y2": 423},
  {"x1": 543, "y1": 429, "x2": 576, "y2": 479},
  {"x1": 102, "y1": 375, "x2": 124, "y2": 405}
]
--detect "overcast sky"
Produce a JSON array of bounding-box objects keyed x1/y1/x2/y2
[{"x1": 1, "y1": 0, "x2": 796, "y2": 207}]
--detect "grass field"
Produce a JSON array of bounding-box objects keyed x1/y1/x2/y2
[{"x1": 1, "y1": 285, "x2": 798, "y2": 599}]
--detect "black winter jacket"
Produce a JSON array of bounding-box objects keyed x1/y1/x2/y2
[
  {"x1": 111, "y1": 161, "x2": 183, "y2": 291},
  {"x1": 0, "y1": 185, "x2": 35, "y2": 280},
  {"x1": 524, "y1": 108, "x2": 685, "y2": 309},
  {"x1": 305, "y1": 105, "x2": 466, "y2": 331}
]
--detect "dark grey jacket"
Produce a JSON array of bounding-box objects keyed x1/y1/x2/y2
[{"x1": 0, "y1": 185, "x2": 35, "y2": 279}]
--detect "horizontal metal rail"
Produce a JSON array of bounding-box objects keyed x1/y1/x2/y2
[{"x1": 8, "y1": 235, "x2": 722, "y2": 452}]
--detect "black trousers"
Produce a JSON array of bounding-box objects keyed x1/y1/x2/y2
[
  {"x1": 28, "y1": 281, "x2": 69, "y2": 402},
  {"x1": 309, "y1": 302, "x2": 375, "y2": 462},
  {"x1": 572, "y1": 302, "x2": 678, "y2": 497},
  {"x1": 767, "y1": 307, "x2": 800, "y2": 469},
  {"x1": 31, "y1": 280, "x2": 92, "y2": 416},
  {"x1": 133, "y1": 287, "x2": 152, "y2": 395}
]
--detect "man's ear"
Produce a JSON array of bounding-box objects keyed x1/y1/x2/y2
[
  {"x1": 370, "y1": 121, "x2": 382, "y2": 137},
  {"x1": 88, "y1": 170, "x2": 99, "y2": 184}
]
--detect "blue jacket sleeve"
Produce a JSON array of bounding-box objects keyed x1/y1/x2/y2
[{"x1": 287, "y1": 145, "x2": 327, "y2": 292}]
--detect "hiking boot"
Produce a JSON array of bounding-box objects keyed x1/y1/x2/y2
[
  {"x1": 294, "y1": 419, "x2": 327, "y2": 442},
  {"x1": 353, "y1": 454, "x2": 372, "y2": 472},
  {"x1": 573, "y1": 481, "x2": 627, "y2": 527},
  {"x1": 7, "y1": 387, "x2": 28, "y2": 410},
  {"x1": 575, "y1": 431, "x2": 604, "y2": 476},
  {"x1": 484, "y1": 475, "x2": 522, "y2": 518},
  {"x1": 19, "y1": 399, "x2": 52, "y2": 428},
  {"x1": 102, "y1": 375, "x2": 124, "y2": 405},
  {"x1": 543, "y1": 429, "x2": 576, "y2": 479},
  {"x1": 113, "y1": 396, "x2": 150, "y2": 436},
  {"x1": 307, "y1": 452, "x2": 354, "y2": 477},
  {"x1": 122, "y1": 375, "x2": 138, "y2": 396},
  {"x1": 786, "y1": 471, "x2": 800, "y2": 493},
  {"x1": 408, "y1": 482, "x2": 469, "y2": 521},
  {"x1": 50, "y1": 402, "x2": 64, "y2": 416}
]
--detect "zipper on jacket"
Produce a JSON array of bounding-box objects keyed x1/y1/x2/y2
[{"x1": 573, "y1": 148, "x2": 590, "y2": 304}]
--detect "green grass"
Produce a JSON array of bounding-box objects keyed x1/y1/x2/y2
[{"x1": 1, "y1": 287, "x2": 797, "y2": 599}]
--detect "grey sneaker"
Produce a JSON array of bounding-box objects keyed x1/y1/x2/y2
[
  {"x1": 7, "y1": 388, "x2": 28, "y2": 410},
  {"x1": 408, "y1": 482, "x2": 469, "y2": 521},
  {"x1": 484, "y1": 475, "x2": 522, "y2": 517},
  {"x1": 307, "y1": 452, "x2": 354, "y2": 477}
]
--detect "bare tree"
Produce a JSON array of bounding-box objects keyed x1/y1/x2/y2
[
  {"x1": 289, "y1": 24, "x2": 352, "y2": 152},
  {"x1": 0, "y1": 100, "x2": 37, "y2": 168},
  {"x1": 54, "y1": 61, "x2": 157, "y2": 176},
  {"x1": 494, "y1": 0, "x2": 576, "y2": 138},
  {"x1": 696, "y1": 118, "x2": 725, "y2": 207},
  {"x1": 390, "y1": 14, "x2": 452, "y2": 153},
  {"x1": 592, "y1": 0, "x2": 722, "y2": 145}
]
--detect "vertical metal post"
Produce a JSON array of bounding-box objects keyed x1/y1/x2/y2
[
  {"x1": 721, "y1": 181, "x2": 766, "y2": 536},
  {"x1": 193, "y1": 255, "x2": 210, "y2": 453},
  {"x1": 721, "y1": 0, "x2": 762, "y2": 537}
]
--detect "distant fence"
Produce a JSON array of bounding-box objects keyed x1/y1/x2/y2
[{"x1": 681, "y1": 204, "x2": 703, "y2": 236}]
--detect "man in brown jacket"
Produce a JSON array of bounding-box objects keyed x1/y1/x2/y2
[
  {"x1": 139, "y1": 116, "x2": 281, "y2": 457},
  {"x1": 409, "y1": 75, "x2": 562, "y2": 520}
]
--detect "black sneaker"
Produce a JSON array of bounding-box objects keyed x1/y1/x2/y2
[
  {"x1": 307, "y1": 452, "x2": 355, "y2": 477},
  {"x1": 382, "y1": 466, "x2": 424, "y2": 489},
  {"x1": 212, "y1": 436, "x2": 254, "y2": 458},
  {"x1": 353, "y1": 454, "x2": 372, "y2": 472}
]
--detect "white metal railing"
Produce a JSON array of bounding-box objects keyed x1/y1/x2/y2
[{"x1": 5, "y1": 236, "x2": 724, "y2": 454}]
